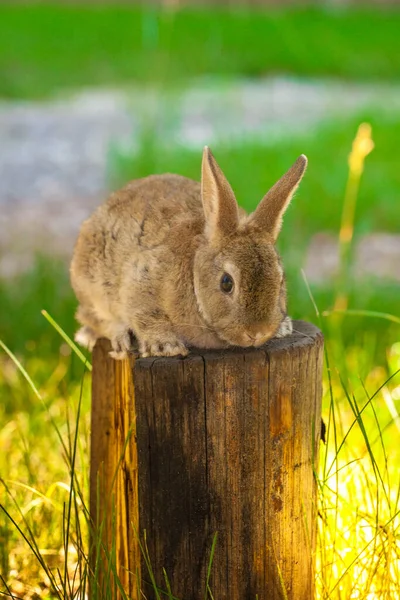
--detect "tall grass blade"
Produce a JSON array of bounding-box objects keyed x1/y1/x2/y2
[
  {"x1": 0, "y1": 573, "x2": 19, "y2": 600},
  {"x1": 0, "y1": 340, "x2": 42, "y2": 400},
  {"x1": 0, "y1": 502, "x2": 61, "y2": 598},
  {"x1": 63, "y1": 366, "x2": 86, "y2": 594},
  {"x1": 323, "y1": 309, "x2": 400, "y2": 325},
  {"x1": 272, "y1": 541, "x2": 289, "y2": 600},
  {"x1": 162, "y1": 568, "x2": 174, "y2": 600},
  {"x1": 132, "y1": 526, "x2": 161, "y2": 600},
  {"x1": 326, "y1": 368, "x2": 400, "y2": 478},
  {"x1": 41, "y1": 309, "x2": 92, "y2": 370},
  {"x1": 204, "y1": 532, "x2": 218, "y2": 600}
]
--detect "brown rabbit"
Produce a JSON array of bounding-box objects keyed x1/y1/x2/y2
[{"x1": 70, "y1": 148, "x2": 307, "y2": 359}]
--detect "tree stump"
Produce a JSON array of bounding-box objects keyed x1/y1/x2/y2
[{"x1": 90, "y1": 320, "x2": 323, "y2": 600}]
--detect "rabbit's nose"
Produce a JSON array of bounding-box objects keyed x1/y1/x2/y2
[
  {"x1": 243, "y1": 327, "x2": 274, "y2": 346},
  {"x1": 250, "y1": 329, "x2": 274, "y2": 345},
  {"x1": 243, "y1": 332, "x2": 264, "y2": 344}
]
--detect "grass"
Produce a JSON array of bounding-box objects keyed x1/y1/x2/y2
[
  {"x1": 0, "y1": 345, "x2": 91, "y2": 597},
  {"x1": 1, "y1": 120, "x2": 400, "y2": 597},
  {"x1": 316, "y1": 352, "x2": 400, "y2": 598},
  {"x1": 112, "y1": 110, "x2": 400, "y2": 236},
  {"x1": 1, "y1": 6, "x2": 400, "y2": 592},
  {"x1": 1, "y1": 5, "x2": 400, "y2": 98}
]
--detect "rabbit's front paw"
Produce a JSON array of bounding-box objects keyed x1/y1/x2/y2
[
  {"x1": 75, "y1": 326, "x2": 98, "y2": 351},
  {"x1": 275, "y1": 316, "x2": 293, "y2": 339},
  {"x1": 139, "y1": 338, "x2": 189, "y2": 358},
  {"x1": 109, "y1": 330, "x2": 133, "y2": 360}
]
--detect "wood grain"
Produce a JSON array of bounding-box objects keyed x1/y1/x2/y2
[
  {"x1": 91, "y1": 320, "x2": 323, "y2": 600},
  {"x1": 90, "y1": 342, "x2": 140, "y2": 598}
]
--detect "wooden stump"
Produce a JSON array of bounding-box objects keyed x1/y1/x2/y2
[{"x1": 90, "y1": 320, "x2": 323, "y2": 600}]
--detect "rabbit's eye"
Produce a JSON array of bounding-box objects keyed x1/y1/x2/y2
[{"x1": 220, "y1": 273, "x2": 234, "y2": 294}]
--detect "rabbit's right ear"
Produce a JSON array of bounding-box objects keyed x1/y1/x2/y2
[
  {"x1": 248, "y1": 155, "x2": 307, "y2": 242},
  {"x1": 201, "y1": 147, "x2": 239, "y2": 240}
]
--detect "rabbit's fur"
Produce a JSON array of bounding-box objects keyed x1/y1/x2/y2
[{"x1": 70, "y1": 148, "x2": 307, "y2": 359}]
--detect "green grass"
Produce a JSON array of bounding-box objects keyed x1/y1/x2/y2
[
  {"x1": 112, "y1": 111, "x2": 400, "y2": 239},
  {"x1": 1, "y1": 5, "x2": 400, "y2": 98},
  {"x1": 0, "y1": 257, "x2": 85, "y2": 415}
]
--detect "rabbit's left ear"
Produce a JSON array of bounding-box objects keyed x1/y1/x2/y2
[
  {"x1": 248, "y1": 155, "x2": 307, "y2": 242},
  {"x1": 201, "y1": 146, "x2": 239, "y2": 240}
]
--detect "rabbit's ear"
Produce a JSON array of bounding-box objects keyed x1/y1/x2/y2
[
  {"x1": 249, "y1": 155, "x2": 307, "y2": 242},
  {"x1": 201, "y1": 146, "x2": 239, "y2": 240}
]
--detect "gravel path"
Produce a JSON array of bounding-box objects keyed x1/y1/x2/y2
[{"x1": 1, "y1": 77, "x2": 400, "y2": 279}]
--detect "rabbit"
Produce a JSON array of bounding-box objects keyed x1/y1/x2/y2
[{"x1": 70, "y1": 147, "x2": 307, "y2": 359}]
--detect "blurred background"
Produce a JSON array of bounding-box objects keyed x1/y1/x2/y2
[
  {"x1": 0, "y1": 0, "x2": 399, "y2": 361},
  {"x1": 0, "y1": 1, "x2": 399, "y2": 355},
  {"x1": 1, "y1": 2, "x2": 400, "y2": 597}
]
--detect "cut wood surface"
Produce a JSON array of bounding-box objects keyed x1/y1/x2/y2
[{"x1": 91, "y1": 319, "x2": 324, "y2": 600}]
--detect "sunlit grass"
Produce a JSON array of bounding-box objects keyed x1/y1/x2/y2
[
  {"x1": 316, "y1": 341, "x2": 400, "y2": 599},
  {"x1": 1, "y1": 324, "x2": 399, "y2": 598},
  {"x1": 0, "y1": 339, "x2": 91, "y2": 598}
]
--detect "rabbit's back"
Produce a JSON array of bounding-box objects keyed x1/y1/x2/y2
[
  {"x1": 104, "y1": 174, "x2": 203, "y2": 242},
  {"x1": 70, "y1": 174, "x2": 203, "y2": 318}
]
